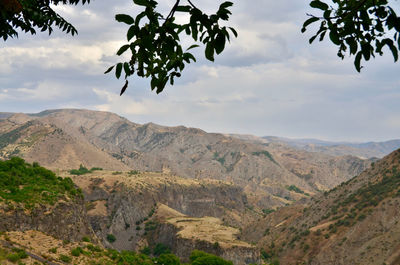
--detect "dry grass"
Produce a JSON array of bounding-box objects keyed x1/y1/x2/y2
[
  {"x1": 0, "y1": 230, "x2": 109, "y2": 265},
  {"x1": 60, "y1": 170, "x2": 233, "y2": 194},
  {"x1": 167, "y1": 216, "x2": 251, "y2": 248}
]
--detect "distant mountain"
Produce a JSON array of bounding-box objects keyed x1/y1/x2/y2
[
  {"x1": 0, "y1": 109, "x2": 371, "y2": 209},
  {"x1": 242, "y1": 148, "x2": 400, "y2": 265},
  {"x1": 261, "y1": 136, "x2": 400, "y2": 158}
]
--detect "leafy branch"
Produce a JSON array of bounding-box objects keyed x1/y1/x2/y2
[
  {"x1": 106, "y1": 0, "x2": 237, "y2": 94},
  {"x1": 302, "y1": 0, "x2": 400, "y2": 72},
  {"x1": 0, "y1": 0, "x2": 90, "y2": 41}
]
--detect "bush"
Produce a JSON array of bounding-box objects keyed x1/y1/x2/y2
[
  {"x1": 48, "y1": 247, "x2": 57, "y2": 253},
  {"x1": 0, "y1": 157, "x2": 82, "y2": 208},
  {"x1": 153, "y1": 243, "x2": 170, "y2": 256},
  {"x1": 140, "y1": 246, "x2": 151, "y2": 255},
  {"x1": 86, "y1": 244, "x2": 102, "y2": 253},
  {"x1": 106, "y1": 234, "x2": 116, "y2": 243},
  {"x1": 157, "y1": 253, "x2": 181, "y2": 265},
  {"x1": 71, "y1": 247, "x2": 83, "y2": 257},
  {"x1": 82, "y1": 236, "x2": 91, "y2": 242},
  {"x1": 69, "y1": 164, "x2": 91, "y2": 175},
  {"x1": 59, "y1": 254, "x2": 72, "y2": 263},
  {"x1": 190, "y1": 250, "x2": 233, "y2": 265}
]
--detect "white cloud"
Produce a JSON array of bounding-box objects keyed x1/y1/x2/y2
[{"x1": 1, "y1": 0, "x2": 399, "y2": 141}]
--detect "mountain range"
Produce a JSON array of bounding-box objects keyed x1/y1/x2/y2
[
  {"x1": 1, "y1": 108, "x2": 400, "y2": 265},
  {"x1": 0, "y1": 109, "x2": 376, "y2": 209}
]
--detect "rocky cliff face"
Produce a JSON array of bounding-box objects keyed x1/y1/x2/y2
[
  {"x1": 152, "y1": 222, "x2": 260, "y2": 265},
  {"x1": 0, "y1": 198, "x2": 95, "y2": 242},
  {"x1": 65, "y1": 170, "x2": 257, "y2": 252}
]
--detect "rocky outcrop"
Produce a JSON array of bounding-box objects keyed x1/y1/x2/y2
[
  {"x1": 0, "y1": 198, "x2": 95, "y2": 242},
  {"x1": 150, "y1": 222, "x2": 260, "y2": 265},
  {"x1": 68, "y1": 171, "x2": 257, "y2": 252}
]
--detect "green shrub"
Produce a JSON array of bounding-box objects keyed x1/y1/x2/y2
[
  {"x1": 128, "y1": 170, "x2": 140, "y2": 175},
  {"x1": 0, "y1": 157, "x2": 82, "y2": 208},
  {"x1": 140, "y1": 246, "x2": 151, "y2": 255},
  {"x1": 69, "y1": 164, "x2": 91, "y2": 175},
  {"x1": 81, "y1": 236, "x2": 91, "y2": 242},
  {"x1": 262, "y1": 208, "x2": 275, "y2": 215},
  {"x1": 86, "y1": 244, "x2": 102, "y2": 253},
  {"x1": 106, "y1": 234, "x2": 116, "y2": 243},
  {"x1": 71, "y1": 247, "x2": 83, "y2": 257},
  {"x1": 59, "y1": 254, "x2": 72, "y2": 263},
  {"x1": 286, "y1": 185, "x2": 305, "y2": 194},
  {"x1": 157, "y1": 253, "x2": 181, "y2": 265},
  {"x1": 7, "y1": 253, "x2": 21, "y2": 262},
  {"x1": 48, "y1": 247, "x2": 57, "y2": 253},
  {"x1": 153, "y1": 243, "x2": 170, "y2": 256}
]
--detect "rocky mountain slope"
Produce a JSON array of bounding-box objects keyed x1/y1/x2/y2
[
  {"x1": 242, "y1": 148, "x2": 400, "y2": 265},
  {"x1": 62, "y1": 169, "x2": 257, "y2": 251},
  {"x1": 0, "y1": 157, "x2": 259, "y2": 265},
  {"x1": 263, "y1": 136, "x2": 400, "y2": 158},
  {"x1": 0, "y1": 109, "x2": 371, "y2": 209}
]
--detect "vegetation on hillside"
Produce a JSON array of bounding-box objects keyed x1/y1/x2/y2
[
  {"x1": 0, "y1": 157, "x2": 82, "y2": 208},
  {"x1": 0, "y1": 232, "x2": 235, "y2": 265},
  {"x1": 69, "y1": 164, "x2": 103, "y2": 175}
]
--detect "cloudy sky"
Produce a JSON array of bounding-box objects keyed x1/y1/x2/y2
[{"x1": 1, "y1": 0, "x2": 400, "y2": 142}]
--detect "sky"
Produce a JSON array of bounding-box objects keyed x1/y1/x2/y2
[{"x1": 1, "y1": 0, "x2": 400, "y2": 142}]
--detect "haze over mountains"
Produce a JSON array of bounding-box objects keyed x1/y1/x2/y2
[
  {"x1": 229, "y1": 134, "x2": 400, "y2": 159},
  {"x1": 0, "y1": 109, "x2": 380, "y2": 208}
]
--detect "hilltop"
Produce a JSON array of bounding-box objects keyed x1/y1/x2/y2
[{"x1": 242, "y1": 148, "x2": 400, "y2": 265}]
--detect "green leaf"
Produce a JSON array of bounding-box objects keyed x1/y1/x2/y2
[
  {"x1": 361, "y1": 43, "x2": 371, "y2": 61},
  {"x1": 384, "y1": 39, "x2": 399, "y2": 61},
  {"x1": 215, "y1": 33, "x2": 226, "y2": 54},
  {"x1": 229, "y1": 27, "x2": 238, "y2": 37},
  {"x1": 123, "y1": 62, "x2": 131, "y2": 76},
  {"x1": 346, "y1": 38, "x2": 357, "y2": 55},
  {"x1": 115, "y1": 63, "x2": 123, "y2": 79},
  {"x1": 133, "y1": 0, "x2": 148, "y2": 7},
  {"x1": 104, "y1": 65, "x2": 114, "y2": 74},
  {"x1": 205, "y1": 42, "x2": 215, "y2": 61},
  {"x1": 329, "y1": 30, "x2": 340, "y2": 45},
  {"x1": 176, "y1": 5, "x2": 191, "y2": 12},
  {"x1": 127, "y1": 25, "x2": 136, "y2": 41},
  {"x1": 220, "y1": 1, "x2": 233, "y2": 9},
  {"x1": 354, "y1": 51, "x2": 362, "y2": 72},
  {"x1": 309, "y1": 35, "x2": 318, "y2": 44},
  {"x1": 301, "y1": 17, "x2": 319, "y2": 33},
  {"x1": 186, "y1": 44, "x2": 199, "y2": 50},
  {"x1": 310, "y1": 0, "x2": 329, "y2": 10},
  {"x1": 115, "y1": 14, "x2": 135, "y2": 25},
  {"x1": 117, "y1": 44, "x2": 130, "y2": 56}
]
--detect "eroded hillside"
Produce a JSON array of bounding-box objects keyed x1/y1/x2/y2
[
  {"x1": 242, "y1": 149, "x2": 400, "y2": 265},
  {"x1": 0, "y1": 109, "x2": 372, "y2": 209}
]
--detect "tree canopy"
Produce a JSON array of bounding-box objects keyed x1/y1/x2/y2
[{"x1": 1, "y1": 0, "x2": 400, "y2": 93}]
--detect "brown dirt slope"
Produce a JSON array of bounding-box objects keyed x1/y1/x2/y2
[{"x1": 242, "y1": 148, "x2": 400, "y2": 265}]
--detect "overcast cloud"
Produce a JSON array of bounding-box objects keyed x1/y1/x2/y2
[{"x1": 1, "y1": 0, "x2": 399, "y2": 142}]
